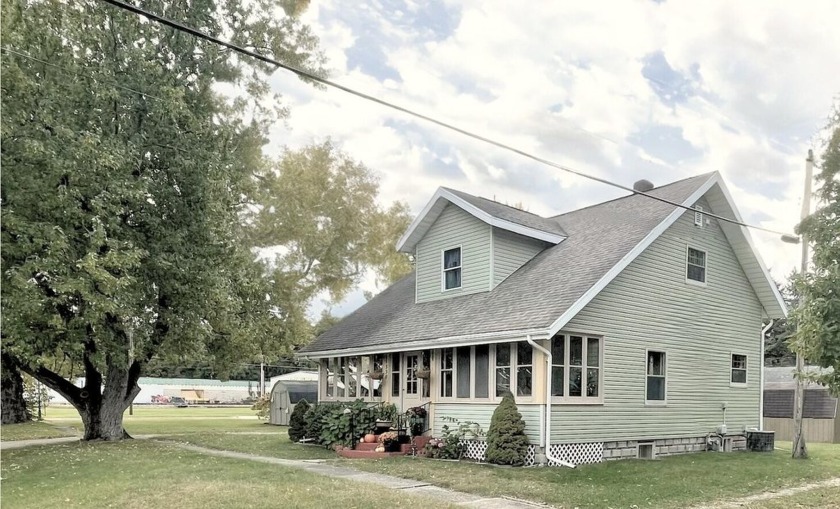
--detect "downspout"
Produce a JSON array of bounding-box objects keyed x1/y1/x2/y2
[
  {"x1": 527, "y1": 335, "x2": 576, "y2": 468},
  {"x1": 759, "y1": 320, "x2": 774, "y2": 431}
]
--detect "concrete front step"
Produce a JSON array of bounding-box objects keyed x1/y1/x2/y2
[{"x1": 337, "y1": 449, "x2": 406, "y2": 459}]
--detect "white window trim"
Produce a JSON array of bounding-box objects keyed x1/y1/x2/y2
[
  {"x1": 686, "y1": 246, "x2": 708, "y2": 287},
  {"x1": 550, "y1": 332, "x2": 604, "y2": 405},
  {"x1": 441, "y1": 245, "x2": 463, "y2": 291},
  {"x1": 645, "y1": 349, "x2": 668, "y2": 406},
  {"x1": 730, "y1": 353, "x2": 748, "y2": 388},
  {"x1": 439, "y1": 347, "x2": 455, "y2": 399}
]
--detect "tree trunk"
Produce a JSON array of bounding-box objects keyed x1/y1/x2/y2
[
  {"x1": 1, "y1": 354, "x2": 31, "y2": 424},
  {"x1": 19, "y1": 352, "x2": 142, "y2": 440}
]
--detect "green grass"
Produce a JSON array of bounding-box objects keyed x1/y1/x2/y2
[
  {"x1": 0, "y1": 421, "x2": 77, "y2": 442},
  {"x1": 164, "y1": 428, "x2": 336, "y2": 461},
  {"x1": 346, "y1": 443, "x2": 840, "y2": 509},
  {"x1": 745, "y1": 485, "x2": 840, "y2": 508},
  {"x1": 42, "y1": 405, "x2": 265, "y2": 435},
  {"x1": 0, "y1": 440, "x2": 456, "y2": 509}
]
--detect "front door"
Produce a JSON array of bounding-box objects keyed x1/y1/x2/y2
[{"x1": 399, "y1": 351, "x2": 429, "y2": 411}]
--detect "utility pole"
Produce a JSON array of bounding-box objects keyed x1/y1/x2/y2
[
  {"x1": 791, "y1": 149, "x2": 814, "y2": 459},
  {"x1": 260, "y1": 354, "x2": 265, "y2": 398}
]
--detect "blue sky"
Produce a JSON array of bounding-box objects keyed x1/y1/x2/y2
[{"x1": 264, "y1": 0, "x2": 840, "y2": 319}]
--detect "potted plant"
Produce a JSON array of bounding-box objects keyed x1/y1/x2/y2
[
  {"x1": 378, "y1": 431, "x2": 400, "y2": 452},
  {"x1": 406, "y1": 406, "x2": 427, "y2": 436},
  {"x1": 415, "y1": 367, "x2": 431, "y2": 379}
]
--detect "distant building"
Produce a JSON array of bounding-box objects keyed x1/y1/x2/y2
[{"x1": 763, "y1": 366, "x2": 838, "y2": 443}]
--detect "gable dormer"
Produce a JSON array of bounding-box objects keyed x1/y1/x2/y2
[{"x1": 398, "y1": 188, "x2": 566, "y2": 303}]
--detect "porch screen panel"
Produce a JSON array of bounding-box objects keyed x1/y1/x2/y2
[
  {"x1": 495, "y1": 343, "x2": 511, "y2": 397},
  {"x1": 457, "y1": 347, "x2": 471, "y2": 398},
  {"x1": 391, "y1": 354, "x2": 400, "y2": 397},
  {"x1": 551, "y1": 335, "x2": 565, "y2": 397},
  {"x1": 347, "y1": 357, "x2": 358, "y2": 397},
  {"x1": 569, "y1": 336, "x2": 583, "y2": 397},
  {"x1": 474, "y1": 345, "x2": 489, "y2": 398},
  {"x1": 326, "y1": 359, "x2": 335, "y2": 398},
  {"x1": 338, "y1": 357, "x2": 347, "y2": 398},
  {"x1": 516, "y1": 342, "x2": 533, "y2": 397},
  {"x1": 586, "y1": 337, "x2": 600, "y2": 397}
]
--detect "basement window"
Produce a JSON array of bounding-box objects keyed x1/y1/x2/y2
[{"x1": 638, "y1": 441, "x2": 655, "y2": 460}]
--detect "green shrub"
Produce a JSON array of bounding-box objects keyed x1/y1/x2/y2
[
  {"x1": 303, "y1": 402, "x2": 337, "y2": 445},
  {"x1": 288, "y1": 400, "x2": 311, "y2": 442},
  {"x1": 301, "y1": 400, "x2": 378, "y2": 448},
  {"x1": 485, "y1": 392, "x2": 529, "y2": 466},
  {"x1": 251, "y1": 396, "x2": 270, "y2": 420},
  {"x1": 318, "y1": 399, "x2": 377, "y2": 447}
]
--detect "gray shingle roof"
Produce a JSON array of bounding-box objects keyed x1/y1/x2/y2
[
  {"x1": 442, "y1": 188, "x2": 568, "y2": 237},
  {"x1": 301, "y1": 173, "x2": 715, "y2": 355}
]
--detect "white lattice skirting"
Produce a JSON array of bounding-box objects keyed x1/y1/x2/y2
[
  {"x1": 460, "y1": 440, "x2": 603, "y2": 466},
  {"x1": 547, "y1": 442, "x2": 604, "y2": 466},
  {"x1": 460, "y1": 440, "x2": 538, "y2": 466}
]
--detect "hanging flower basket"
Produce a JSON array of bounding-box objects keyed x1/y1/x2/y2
[
  {"x1": 415, "y1": 368, "x2": 431, "y2": 380},
  {"x1": 368, "y1": 370, "x2": 385, "y2": 380}
]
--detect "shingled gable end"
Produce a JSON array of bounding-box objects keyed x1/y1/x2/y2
[{"x1": 298, "y1": 172, "x2": 786, "y2": 465}]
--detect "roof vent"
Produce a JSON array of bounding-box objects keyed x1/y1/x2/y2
[{"x1": 633, "y1": 179, "x2": 654, "y2": 193}]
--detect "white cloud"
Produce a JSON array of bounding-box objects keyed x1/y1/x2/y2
[{"x1": 261, "y1": 0, "x2": 839, "y2": 316}]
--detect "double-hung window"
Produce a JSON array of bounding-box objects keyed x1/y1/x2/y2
[
  {"x1": 440, "y1": 348, "x2": 454, "y2": 398},
  {"x1": 550, "y1": 334, "x2": 603, "y2": 403},
  {"x1": 646, "y1": 351, "x2": 666, "y2": 403},
  {"x1": 443, "y1": 247, "x2": 462, "y2": 290},
  {"x1": 687, "y1": 247, "x2": 706, "y2": 284},
  {"x1": 731, "y1": 354, "x2": 747, "y2": 385}
]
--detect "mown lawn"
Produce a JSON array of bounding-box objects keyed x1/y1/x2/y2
[
  {"x1": 745, "y1": 485, "x2": 840, "y2": 508},
  {"x1": 0, "y1": 421, "x2": 77, "y2": 442},
  {"x1": 0, "y1": 440, "x2": 455, "y2": 509},
  {"x1": 1, "y1": 405, "x2": 266, "y2": 440},
  {"x1": 347, "y1": 442, "x2": 840, "y2": 509},
  {"x1": 164, "y1": 429, "x2": 336, "y2": 461}
]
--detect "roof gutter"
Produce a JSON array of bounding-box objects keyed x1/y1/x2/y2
[
  {"x1": 299, "y1": 328, "x2": 550, "y2": 359},
  {"x1": 759, "y1": 320, "x2": 774, "y2": 431},
  {"x1": 526, "y1": 335, "x2": 575, "y2": 468}
]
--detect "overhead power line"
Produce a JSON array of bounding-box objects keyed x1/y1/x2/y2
[
  {"x1": 93, "y1": 0, "x2": 794, "y2": 237},
  {"x1": 1, "y1": 46, "x2": 164, "y2": 101}
]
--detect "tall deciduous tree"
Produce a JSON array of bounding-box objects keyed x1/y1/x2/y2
[
  {"x1": 245, "y1": 141, "x2": 413, "y2": 353},
  {"x1": 1, "y1": 0, "x2": 324, "y2": 440},
  {"x1": 792, "y1": 108, "x2": 840, "y2": 395}
]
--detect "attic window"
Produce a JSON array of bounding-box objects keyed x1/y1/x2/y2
[
  {"x1": 687, "y1": 248, "x2": 706, "y2": 284},
  {"x1": 694, "y1": 205, "x2": 704, "y2": 227},
  {"x1": 443, "y1": 247, "x2": 462, "y2": 290}
]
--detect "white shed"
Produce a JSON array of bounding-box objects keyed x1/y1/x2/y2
[{"x1": 269, "y1": 380, "x2": 318, "y2": 425}]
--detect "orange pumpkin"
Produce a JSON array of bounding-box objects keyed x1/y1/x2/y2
[{"x1": 364, "y1": 433, "x2": 377, "y2": 443}]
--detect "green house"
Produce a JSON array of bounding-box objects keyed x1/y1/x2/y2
[{"x1": 298, "y1": 172, "x2": 786, "y2": 466}]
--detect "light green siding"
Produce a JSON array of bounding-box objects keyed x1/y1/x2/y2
[
  {"x1": 492, "y1": 228, "x2": 547, "y2": 287},
  {"x1": 416, "y1": 204, "x2": 492, "y2": 303},
  {"x1": 433, "y1": 403, "x2": 541, "y2": 443},
  {"x1": 552, "y1": 197, "x2": 763, "y2": 443}
]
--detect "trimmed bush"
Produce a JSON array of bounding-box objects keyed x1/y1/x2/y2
[
  {"x1": 485, "y1": 392, "x2": 529, "y2": 466},
  {"x1": 288, "y1": 400, "x2": 311, "y2": 442}
]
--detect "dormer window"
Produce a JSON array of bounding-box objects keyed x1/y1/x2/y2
[{"x1": 443, "y1": 247, "x2": 462, "y2": 290}]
